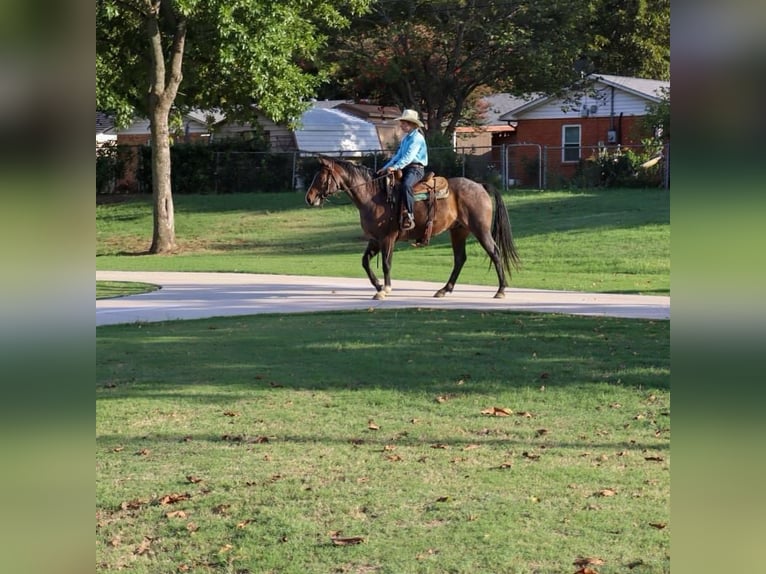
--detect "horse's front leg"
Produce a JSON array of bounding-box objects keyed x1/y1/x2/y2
[
  {"x1": 362, "y1": 240, "x2": 384, "y2": 294},
  {"x1": 370, "y1": 236, "x2": 396, "y2": 300}
]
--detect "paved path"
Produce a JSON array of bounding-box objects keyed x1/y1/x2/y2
[{"x1": 96, "y1": 271, "x2": 669, "y2": 326}]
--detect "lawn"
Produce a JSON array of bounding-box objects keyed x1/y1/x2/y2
[
  {"x1": 97, "y1": 187, "x2": 669, "y2": 573},
  {"x1": 97, "y1": 188, "x2": 669, "y2": 295}
]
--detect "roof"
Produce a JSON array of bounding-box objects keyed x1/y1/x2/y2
[
  {"x1": 294, "y1": 106, "x2": 382, "y2": 156},
  {"x1": 478, "y1": 93, "x2": 537, "y2": 126},
  {"x1": 335, "y1": 102, "x2": 401, "y2": 122},
  {"x1": 498, "y1": 74, "x2": 670, "y2": 121},
  {"x1": 96, "y1": 111, "x2": 115, "y2": 134}
]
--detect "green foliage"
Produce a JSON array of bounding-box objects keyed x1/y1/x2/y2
[
  {"x1": 320, "y1": 0, "x2": 669, "y2": 135},
  {"x1": 575, "y1": 142, "x2": 665, "y2": 188},
  {"x1": 96, "y1": 143, "x2": 126, "y2": 195},
  {"x1": 642, "y1": 87, "x2": 670, "y2": 140},
  {"x1": 585, "y1": 0, "x2": 670, "y2": 80},
  {"x1": 96, "y1": 0, "x2": 374, "y2": 125},
  {"x1": 132, "y1": 140, "x2": 294, "y2": 194}
]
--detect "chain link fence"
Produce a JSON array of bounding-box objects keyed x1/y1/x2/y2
[{"x1": 97, "y1": 142, "x2": 669, "y2": 195}]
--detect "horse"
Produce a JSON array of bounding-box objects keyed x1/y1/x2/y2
[{"x1": 305, "y1": 156, "x2": 521, "y2": 300}]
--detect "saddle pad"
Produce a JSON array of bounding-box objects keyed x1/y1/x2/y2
[{"x1": 413, "y1": 176, "x2": 450, "y2": 201}]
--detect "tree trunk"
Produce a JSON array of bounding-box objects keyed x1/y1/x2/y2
[
  {"x1": 149, "y1": 105, "x2": 176, "y2": 253},
  {"x1": 145, "y1": 1, "x2": 186, "y2": 254}
]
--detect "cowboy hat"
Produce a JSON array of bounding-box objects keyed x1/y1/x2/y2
[{"x1": 394, "y1": 109, "x2": 424, "y2": 128}]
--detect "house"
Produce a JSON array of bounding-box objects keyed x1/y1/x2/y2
[{"x1": 498, "y1": 74, "x2": 669, "y2": 185}]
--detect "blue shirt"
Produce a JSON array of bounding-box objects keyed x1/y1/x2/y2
[{"x1": 382, "y1": 129, "x2": 428, "y2": 170}]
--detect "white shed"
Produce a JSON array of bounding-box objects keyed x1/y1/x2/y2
[{"x1": 293, "y1": 106, "x2": 382, "y2": 157}]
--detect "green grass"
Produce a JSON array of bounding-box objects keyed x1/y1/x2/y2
[
  {"x1": 97, "y1": 188, "x2": 669, "y2": 572},
  {"x1": 97, "y1": 310, "x2": 669, "y2": 574},
  {"x1": 96, "y1": 188, "x2": 669, "y2": 295}
]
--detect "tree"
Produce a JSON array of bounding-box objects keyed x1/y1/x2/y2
[
  {"x1": 319, "y1": 0, "x2": 592, "y2": 136},
  {"x1": 319, "y1": 0, "x2": 669, "y2": 136},
  {"x1": 585, "y1": 0, "x2": 670, "y2": 80},
  {"x1": 97, "y1": 0, "x2": 372, "y2": 253}
]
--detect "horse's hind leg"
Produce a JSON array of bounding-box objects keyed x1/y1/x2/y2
[
  {"x1": 474, "y1": 231, "x2": 507, "y2": 299},
  {"x1": 434, "y1": 227, "x2": 470, "y2": 298}
]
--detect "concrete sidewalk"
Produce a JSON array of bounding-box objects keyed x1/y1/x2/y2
[{"x1": 96, "y1": 271, "x2": 670, "y2": 326}]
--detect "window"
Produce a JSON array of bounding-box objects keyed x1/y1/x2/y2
[{"x1": 562, "y1": 125, "x2": 581, "y2": 163}]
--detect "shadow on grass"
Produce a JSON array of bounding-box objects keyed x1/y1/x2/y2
[
  {"x1": 97, "y1": 309, "x2": 670, "y2": 400},
  {"x1": 95, "y1": 430, "x2": 669, "y2": 453}
]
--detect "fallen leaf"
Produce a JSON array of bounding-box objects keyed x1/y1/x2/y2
[
  {"x1": 112, "y1": 446, "x2": 124, "y2": 452},
  {"x1": 186, "y1": 522, "x2": 198, "y2": 533},
  {"x1": 108, "y1": 536, "x2": 121, "y2": 547},
  {"x1": 331, "y1": 536, "x2": 365, "y2": 546},
  {"x1": 383, "y1": 444, "x2": 396, "y2": 451},
  {"x1": 166, "y1": 510, "x2": 187, "y2": 519},
  {"x1": 435, "y1": 496, "x2": 451, "y2": 503},
  {"x1": 134, "y1": 537, "x2": 152, "y2": 556},
  {"x1": 120, "y1": 498, "x2": 149, "y2": 510},
  {"x1": 463, "y1": 444, "x2": 480, "y2": 450},
  {"x1": 219, "y1": 543, "x2": 233, "y2": 553},
  {"x1": 649, "y1": 522, "x2": 667, "y2": 529},
  {"x1": 574, "y1": 568, "x2": 600, "y2": 574},
  {"x1": 135, "y1": 448, "x2": 151, "y2": 456},
  {"x1": 223, "y1": 410, "x2": 238, "y2": 417},
  {"x1": 535, "y1": 429, "x2": 549, "y2": 437},
  {"x1": 481, "y1": 406, "x2": 512, "y2": 416},
  {"x1": 368, "y1": 420, "x2": 379, "y2": 430},
  {"x1": 236, "y1": 519, "x2": 252, "y2": 529},
  {"x1": 157, "y1": 492, "x2": 191, "y2": 505},
  {"x1": 627, "y1": 559, "x2": 645, "y2": 569},
  {"x1": 386, "y1": 454, "x2": 402, "y2": 461},
  {"x1": 431, "y1": 443, "x2": 449, "y2": 449},
  {"x1": 516, "y1": 411, "x2": 534, "y2": 418},
  {"x1": 522, "y1": 451, "x2": 541, "y2": 460},
  {"x1": 595, "y1": 489, "x2": 617, "y2": 497},
  {"x1": 186, "y1": 475, "x2": 203, "y2": 484},
  {"x1": 644, "y1": 456, "x2": 664, "y2": 462}
]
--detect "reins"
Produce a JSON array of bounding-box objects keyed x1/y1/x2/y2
[{"x1": 317, "y1": 164, "x2": 389, "y2": 198}]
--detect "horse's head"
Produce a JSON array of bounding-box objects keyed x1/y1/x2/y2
[{"x1": 305, "y1": 157, "x2": 343, "y2": 207}]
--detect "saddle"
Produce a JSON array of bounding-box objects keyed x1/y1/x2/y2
[{"x1": 384, "y1": 171, "x2": 450, "y2": 246}]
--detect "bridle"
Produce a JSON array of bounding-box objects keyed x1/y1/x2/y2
[{"x1": 309, "y1": 164, "x2": 389, "y2": 203}]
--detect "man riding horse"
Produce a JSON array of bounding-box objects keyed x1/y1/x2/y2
[{"x1": 376, "y1": 109, "x2": 428, "y2": 231}]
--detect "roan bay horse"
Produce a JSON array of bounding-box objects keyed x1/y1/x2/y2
[{"x1": 305, "y1": 156, "x2": 520, "y2": 300}]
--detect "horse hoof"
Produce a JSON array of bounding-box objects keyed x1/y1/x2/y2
[
  {"x1": 433, "y1": 290, "x2": 446, "y2": 298},
  {"x1": 373, "y1": 291, "x2": 386, "y2": 300},
  {"x1": 384, "y1": 286, "x2": 392, "y2": 294},
  {"x1": 493, "y1": 291, "x2": 506, "y2": 299}
]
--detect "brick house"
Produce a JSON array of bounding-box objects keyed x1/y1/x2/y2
[{"x1": 498, "y1": 74, "x2": 669, "y2": 185}]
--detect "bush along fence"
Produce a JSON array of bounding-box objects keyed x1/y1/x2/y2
[{"x1": 96, "y1": 141, "x2": 669, "y2": 195}]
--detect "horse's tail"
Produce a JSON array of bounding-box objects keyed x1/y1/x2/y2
[{"x1": 484, "y1": 183, "x2": 521, "y2": 277}]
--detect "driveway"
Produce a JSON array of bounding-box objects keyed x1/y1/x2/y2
[{"x1": 96, "y1": 271, "x2": 670, "y2": 326}]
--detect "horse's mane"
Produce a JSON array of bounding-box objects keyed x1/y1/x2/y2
[{"x1": 329, "y1": 158, "x2": 387, "y2": 194}]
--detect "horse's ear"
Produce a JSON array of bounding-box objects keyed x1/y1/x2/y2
[{"x1": 317, "y1": 155, "x2": 331, "y2": 167}]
